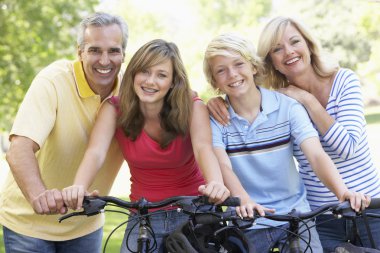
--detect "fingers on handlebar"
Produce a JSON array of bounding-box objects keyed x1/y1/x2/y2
[
  {"x1": 32, "y1": 189, "x2": 66, "y2": 215},
  {"x1": 344, "y1": 191, "x2": 370, "y2": 212},
  {"x1": 198, "y1": 182, "x2": 230, "y2": 205},
  {"x1": 62, "y1": 185, "x2": 86, "y2": 210}
]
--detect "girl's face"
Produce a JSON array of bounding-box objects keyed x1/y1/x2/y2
[
  {"x1": 209, "y1": 52, "x2": 256, "y2": 98},
  {"x1": 134, "y1": 59, "x2": 173, "y2": 106},
  {"x1": 269, "y1": 24, "x2": 311, "y2": 80}
]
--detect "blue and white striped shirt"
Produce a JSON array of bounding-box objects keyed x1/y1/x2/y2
[{"x1": 293, "y1": 68, "x2": 380, "y2": 209}]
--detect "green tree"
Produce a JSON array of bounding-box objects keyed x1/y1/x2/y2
[{"x1": 0, "y1": 0, "x2": 98, "y2": 131}]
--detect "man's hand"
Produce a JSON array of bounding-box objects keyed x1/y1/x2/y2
[{"x1": 31, "y1": 189, "x2": 67, "y2": 215}]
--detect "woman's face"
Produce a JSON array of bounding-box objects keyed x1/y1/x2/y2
[
  {"x1": 134, "y1": 59, "x2": 173, "y2": 106},
  {"x1": 209, "y1": 52, "x2": 257, "y2": 99},
  {"x1": 269, "y1": 24, "x2": 312, "y2": 80}
]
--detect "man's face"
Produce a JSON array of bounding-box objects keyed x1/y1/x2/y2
[{"x1": 78, "y1": 24, "x2": 124, "y2": 94}]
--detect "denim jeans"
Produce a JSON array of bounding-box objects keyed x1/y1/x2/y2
[
  {"x1": 243, "y1": 219, "x2": 323, "y2": 253},
  {"x1": 3, "y1": 226, "x2": 103, "y2": 253},
  {"x1": 120, "y1": 209, "x2": 189, "y2": 253},
  {"x1": 316, "y1": 208, "x2": 380, "y2": 253}
]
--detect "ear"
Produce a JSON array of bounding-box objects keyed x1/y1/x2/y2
[
  {"x1": 77, "y1": 45, "x2": 83, "y2": 60},
  {"x1": 252, "y1": 66, "x2": 258, "y2": 75}
]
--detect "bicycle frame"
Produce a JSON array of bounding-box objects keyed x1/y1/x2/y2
[{"x1": 59, "y1": 195, "x2": 240, "y2": 253}]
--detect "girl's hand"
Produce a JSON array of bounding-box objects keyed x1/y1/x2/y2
[
  {"x1": 198, "y1": 181, "x2": 230, "y2": 205},
  {"x1": 62, "y1": 185, "x2": 98, "y2": 210}
]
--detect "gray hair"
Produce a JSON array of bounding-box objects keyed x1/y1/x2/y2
[{"x1": 77, "y1": 12, "x2": 129, "y2": 53}]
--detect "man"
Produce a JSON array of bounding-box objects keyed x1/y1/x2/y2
[{"x1": 0, "y1": 12, "x2": 128, "y2": 253}]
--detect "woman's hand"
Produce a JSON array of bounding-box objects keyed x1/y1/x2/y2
[
  {"x1": 207, "y1": 97, "x2": 230, "y2": 126},
  {"x1": 236, "y1": 197, "x2": 275, "y2": 218},
  {"x1": 62, "y1": 185, "x2": 98, "y2": 210},
  {"x1": 198, "y1": 181, "x2": 230, "y2": 205},
  {"x1": 278, "y1": 85, "x2": 309, "y2": 105},
  {"x1": 340, "y1": 190, "x2": 371, "y2": 212}
]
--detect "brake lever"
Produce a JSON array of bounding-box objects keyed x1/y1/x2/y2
[
  {"x1": 59, "y1": 210, "x2": 86, "y2": 223},
  {"x1": 58, "y1": 197, "x2": 107, "y2": 223},
  {"x1": 333, "y1": 201, "x2": 356, "y2": 218}
]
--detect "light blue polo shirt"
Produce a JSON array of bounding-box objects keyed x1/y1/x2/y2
[{"x1": 210, "y1": 87, "x2": 318, "y2": 228}]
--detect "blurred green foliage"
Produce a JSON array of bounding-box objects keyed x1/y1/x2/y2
[
  {"x1": 0, "y1": 0, "x2": 98, "y2": 131},
  {"x1": 1, "y1": 0, "x2": 379, "y2": 132}
]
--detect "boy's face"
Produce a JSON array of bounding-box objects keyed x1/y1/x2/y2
[{"x1": 209, "y1": 53, "x2": 257, "y2": 97}]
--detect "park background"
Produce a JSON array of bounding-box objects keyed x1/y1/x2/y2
[{"x1": 1, "y1": 0, "x2": 380, "y2": 251}]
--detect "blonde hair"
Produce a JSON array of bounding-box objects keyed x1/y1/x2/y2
[
  {"x1": 257, "y1": 16, "x2": 339, "y2": 89},
  {"x1": 118, "y1": 39, "x2": 192, "y2": 148},
  {"x1": 203, "y1": 33, "x2": 265, "y2": 91}
]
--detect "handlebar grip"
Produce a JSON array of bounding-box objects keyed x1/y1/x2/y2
[
  {"x1": 194, "y1": 210, "x2": 238, "y2": 224},
  {"x1": 368, "y1": 198, "x2": 380, "y2": 209},
  {"x1": 221, "y1": 197, "x2": 240, "y2": 206},
  {"x1": 199, "y1": 196, "x2": 240, "y2": 206},
  {"x1": 194, "y1": 213, "x2": 222, "y2": 224}
]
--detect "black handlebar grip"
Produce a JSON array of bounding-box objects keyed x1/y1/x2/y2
[
  {"x1": 194, "y1": 213, "x2": 222, "y2": 224},
  {"x1": 368, "y1": 198, "x2": 380, "y2": 209},
  {"x1": 221, "y1": 196, "x2": 240, "y2": 207}
]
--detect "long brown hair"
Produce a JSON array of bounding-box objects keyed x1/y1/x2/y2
[{"x1": 117, "y1": 39, "x2": 192, "y2": 148}]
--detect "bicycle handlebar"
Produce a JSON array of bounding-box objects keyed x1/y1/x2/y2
[
  {"x1": 59, "y1": 195, "x2": 240, "y2": 222},
  {"x1": 188, "y1": 197, "x2": 380, "y2": 226}
]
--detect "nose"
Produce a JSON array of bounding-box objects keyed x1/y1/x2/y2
[
  {"x1": 145, "y1": 73, "x2": 155, "y2": 85},
  {"x1": 99, "y1": 51, "x2": 110, "y2": 65},
  {"x1": 227, "y1": 67, "x2": 238, "y2": 78},
  {"x1": 284, "y1": 44, "x2": 294, "y2": 55}
]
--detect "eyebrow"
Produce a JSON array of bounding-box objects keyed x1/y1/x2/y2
[{"x1": 87, "y1": 46, "x2": 122, "y2": 51}]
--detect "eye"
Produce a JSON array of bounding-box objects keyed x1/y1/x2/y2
[
  {"x1": 235, "y1": 61, "x2": 245, "y2": 67},
  {"x1": 109, "y1": 48, "x2": 122, "y2": 54},
  {"x1": 291, "y1": 39, "x2": 300, "y2": 45},
  {"x1": 215, "y1": 68, "x2": 225, "y2": 75},
  {"x1": 88, "y1": 48, "x2": 101, "y2": 54},
  {"x1": 158, "y1": 73, "x2": 167, "y2": 78},
  {"x1": 272, "y1": 47, "x2": 282, "y2": 53}
]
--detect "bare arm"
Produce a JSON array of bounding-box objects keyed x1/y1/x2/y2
[
  {"x1": 190, "y1": 100, "x2": 230, "y2": 203},
  {"x1": 206, "y1": 96, "x2": 230, "y2": 126},
  {"x1": 213, "y1": 148, "x2": 274, "y2": 217},
  {"x1": 62, "y1": 102, "x2": 118, "y2": 210},
  {"x1": 301, "y1": 137, "x2": 369, "y2": 211},
  {"x1": 6, "y1": 136, "x2": 66, "y2": 214}
]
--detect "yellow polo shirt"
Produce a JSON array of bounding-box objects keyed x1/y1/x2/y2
[{"x1": 0, "y1": 60, "x2": 124, "y2": 241}]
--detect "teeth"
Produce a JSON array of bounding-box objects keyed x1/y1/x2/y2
[
  {"x1": 286, "y1": 57, "x2": 299, "y2": 64},
  {"x1": 229, "y1": 80, "x2": 242, "y2": 87},
  {"x1": 97, "y1": 68, "x2": 111, "y2": 74},
  {"x1": 142, "y1": 87, "x2": 157, "y2": 93}
]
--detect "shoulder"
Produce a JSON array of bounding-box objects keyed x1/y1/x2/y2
[
  {"x1": 331, "y1": 68, "x2": 361, "y2": 96},
  {"x1": 38, "y1": 59, "x2": 73, "y2": 78},
  {"x1": 334, "y1": 68, "x2": 359, "y2": 82}
]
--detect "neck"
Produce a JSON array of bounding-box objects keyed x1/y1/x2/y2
[
  {"x1": 140, "y1": 101, "x2": 163, "y2": 121},
  {"x1": 229, "y1": 86, "x2": 261, "y2": 123},
  {"x1": 89, "y1": 83, "x2": 115, "y2": 102}
]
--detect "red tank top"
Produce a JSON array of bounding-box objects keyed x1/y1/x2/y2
[{"x1": 111, "y1": 97, "x2": 205, "y2": 202}]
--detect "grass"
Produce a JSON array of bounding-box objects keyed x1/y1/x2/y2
[{"x1": 0, "y1": 199, "x2": 130, "y2": 253}]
